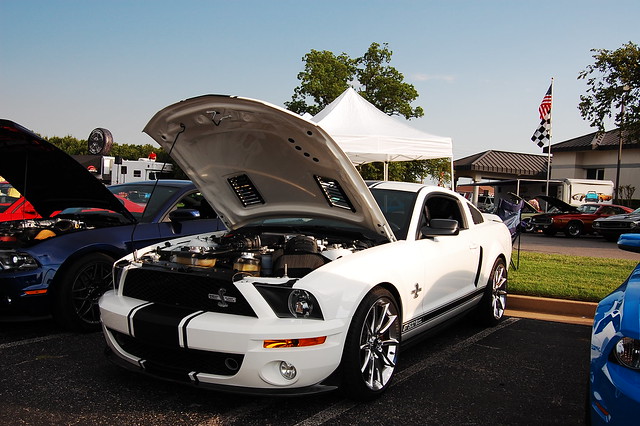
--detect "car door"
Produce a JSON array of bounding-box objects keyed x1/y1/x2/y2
[{"x1": 410, "y1": 194, "x2": 481, "y2": 332}]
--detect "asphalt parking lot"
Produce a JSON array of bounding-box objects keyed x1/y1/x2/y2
[
  {"x1": 0, "y1": 314, "x2": 590, "y2": 425},
  {"x1": 2, "y1": 232, "x2": 617, "y2": 425}
]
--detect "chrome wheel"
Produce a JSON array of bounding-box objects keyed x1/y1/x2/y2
[
  {"x1": 565, "y1": 221, "x2": 583, "y2": 237},
  {"x1": 341, "y1": 288, "x2": 401, "y2": 400},
  {"x1": 359, "y1": 297, "x2": 400, "y2": 391},
  {"x1": 489, "y1": 261, "x2": 508, "y2": 320}
]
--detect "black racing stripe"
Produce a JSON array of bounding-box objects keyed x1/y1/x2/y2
[
  {"x1": 403, "y1": 287, "x2": 485, "y2": 330},
  {"x1": 132, "y1": 304, "x2": 199, "y2": 348},
  {"x1": 128, "y1": 302, "x2": 153, "y2": 337},
  {"x1": 181, "y1": 311, "x2": 205, "y2": 349}
]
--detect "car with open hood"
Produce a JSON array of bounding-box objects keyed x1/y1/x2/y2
[
  {"x1": 589, "y1": 233, "x2": 640, "y2": 424},
  {"x1": 593, "y1": 207, "x2": 640, "y2": 242},
  {"x1": 530, "y1": 195, "x2": 631, "y2": 237},
  {"x1": 0, "y1": 120, "x2": 226, "y2": 331},
  {"x1": 98, "y1": 95, "x2": 512, "y2": 399}
]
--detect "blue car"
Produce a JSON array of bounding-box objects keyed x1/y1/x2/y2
[
  {"x1": 0, "y1": 120, "x2": 225, "y2": 331},
  {"x1": 589, "y1": 233, "x2": 640, "y2": 424}
]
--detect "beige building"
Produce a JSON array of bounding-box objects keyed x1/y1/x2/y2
[{"x1": 546, "y1": 129, "x2": 640, "y2": 194}]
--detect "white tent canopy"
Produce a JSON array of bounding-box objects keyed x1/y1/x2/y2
[{"x1": 312, "y1": 88, "x2": 453, "y2": 181}]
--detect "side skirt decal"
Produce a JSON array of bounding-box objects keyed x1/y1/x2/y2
[{"x1": 401, "y1": 287, "x2": 484, "y2": 334}]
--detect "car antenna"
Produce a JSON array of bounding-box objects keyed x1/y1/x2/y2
[{"x1": 129, "y1": 123, "x2": 186, "y2": 261}]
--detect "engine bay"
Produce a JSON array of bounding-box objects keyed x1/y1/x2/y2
[
  {"x1": 0, "y1": 218, "x2": 87, "y2": 248},
  {"x1": 136, "y1": 231, "x2": 374, "y2": 279}
]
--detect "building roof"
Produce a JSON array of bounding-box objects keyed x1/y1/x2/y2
[
  {"x1": 454, "y1": 150, "x2": 548, "y2": 177},
  {"x1": 545, "y1": 128, "x2": 639, "y2": 153}
]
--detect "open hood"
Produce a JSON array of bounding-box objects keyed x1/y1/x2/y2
[
  {"x1": 536, "y1": 195, "x2": 578, "y2": 213},
  {"x1": 0, "y1": 119, "x2": 135, "y2": 221},
  {"x1": 143, "y1": 95, "x2": 395, "y2": 241}
]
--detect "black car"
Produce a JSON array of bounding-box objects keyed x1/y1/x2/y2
[{"x1": 593, "y1": 207, "x2": 640, "y2": 241}]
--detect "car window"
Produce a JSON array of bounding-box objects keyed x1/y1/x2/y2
[
  {"x1": 578, "y1": 204, "x2": 599, "y2": 214},
  {"x1": 612, "y1": 207, "x2": 627, "y2": 214},
  {"x1": 467, "y1": 202, "x2": 485, "y2": 224},
  {"x1": 163, "y1": 191, "x2": 218, "y2": 221},
  {"x1": 371, "y1": 189, "x2": 418, "y2": 240},
  {"x1": 422, "y1": 194, "x2": 466, "y2": 234},
  {"x1": 108, "y1": 184, "x2": 180, "y2": 223}
]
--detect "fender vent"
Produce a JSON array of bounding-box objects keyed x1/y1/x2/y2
[{"x1": 228, "y1": 174, "x2": 264, "y2": 207}]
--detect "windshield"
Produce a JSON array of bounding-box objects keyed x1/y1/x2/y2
[
  {"x1": 58, "y1": 183, "x2": 180, "y2": 224},
  {"x1": 371, "y1": 188, "x2": 418, "y2": 240},
  {"x1": 577, "y1": 204, "x2": 599, "y2": 214}
]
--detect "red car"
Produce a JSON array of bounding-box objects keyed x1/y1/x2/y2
[
  {"x1": 0, "y1": 181, "x2": 40, "y2": 221},
  {"x1": 531, "y1": 196, "x2": 633, "y2": 237}
]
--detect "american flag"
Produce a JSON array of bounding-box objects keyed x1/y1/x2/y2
[{"x1": 531, "y1": 84, "x2": 552, "y2": 148}]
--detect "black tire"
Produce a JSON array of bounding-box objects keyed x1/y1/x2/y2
[
  {"x1": 340, "y1": 287, "x2": 401, "y2": 401},
  {"x1": 52, "y1": 253, "x2": 114, "y2": 332},
  {"x1": 564, "y1": 221, "x2": 583, "y2": 237},
  {"x1": 478, "y1": 258, "x2": 508, "y2": 326}
]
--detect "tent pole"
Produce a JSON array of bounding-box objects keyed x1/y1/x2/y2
[{"x1": 450, "y1": 157, "x2": 454, "y2": 190}]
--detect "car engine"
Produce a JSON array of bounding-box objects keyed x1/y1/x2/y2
[
  {"x1": 135, "y1": 231, "x2": 371, "y2": 279},
  {"x1": 0, "y1": 218, "x2": 87, "y2": 248}
]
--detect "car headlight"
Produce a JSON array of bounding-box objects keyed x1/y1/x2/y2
[
  {"x1": 630, "y1": 222, "x2": 640, "y2": 229},
  {"x1": 0, "y1": 251, "x2": 39, "y2": 271},
  {"x1": 614, "y1": 337, "x2": 640, "y2": 369},
  {"x1": 255, "y1": 285, "x2": 324, "y2": 319}
]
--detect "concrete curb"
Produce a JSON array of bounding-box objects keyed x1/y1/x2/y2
[{"x1": 506, "y1": 294, "x2": 597, "y2": 326}]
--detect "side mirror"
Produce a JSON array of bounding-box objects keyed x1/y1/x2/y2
[
  {"x1": 618, "y1": 233, "x2": 640, "y2": 253},
  {"x1": 169, "y1": 209, "x2": 201, "y2": 222},
  {"x1": 420, "y1": 218, "x2": 459, "y2": 238}
]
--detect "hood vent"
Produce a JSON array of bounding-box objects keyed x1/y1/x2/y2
[
  {"x1": 315, "y1": 176, "x2": 355, "y2": 211},
  {"x1": 228, "y1": 174, "x2": 264, "y2": 207}
]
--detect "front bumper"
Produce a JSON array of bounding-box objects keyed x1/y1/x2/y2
[
  {"x1": 589, "y1": 361, "x2": 640, "y2": 425},
  {"x1": 0, "y1": 268, "x2": 52, "y2": 317},
  {"x1": 100, "y1": 291, "x2": 348, "y2": 394}
]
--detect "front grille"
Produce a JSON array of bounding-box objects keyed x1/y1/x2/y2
[
  {"x1": 596, "y1": 222, "x2": 632, "y2": 230},
  {"x1": 122, "y1": 267, "x2": 257, "y2": 317},
  {"x1": 532, "y1": 217, "x2": 551, "y2": 225},
  {"x1": 110, "y1": 329, "x2": 243, "y2": 378}
]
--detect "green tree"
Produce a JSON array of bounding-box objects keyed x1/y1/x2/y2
[
  {"x1": 285, "y1": 49, "x2": 357, "y2": 116},
  {"x1": 578, "y1": 41, "x2": 640, "y2": 140},
  {"x1": 47, "y1": 135, "x2": 86, "y2": 155},
  {"x1": 357, "y1": 42, "x2": 424, "y2": 119}
]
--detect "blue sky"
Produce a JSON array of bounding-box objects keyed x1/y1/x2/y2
[{"x1": 1, "y1": 0, "x2": 639, "y2": 159}]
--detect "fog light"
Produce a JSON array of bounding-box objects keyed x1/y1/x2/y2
[{"x1": 279, "y1": 361, "x2": 297, "y2": 380}]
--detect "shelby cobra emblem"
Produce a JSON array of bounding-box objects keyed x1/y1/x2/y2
[{"x1": 208, "y1": 288, "x2": 237, "y2": 308}]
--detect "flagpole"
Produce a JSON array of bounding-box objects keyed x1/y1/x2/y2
[{"x1": 545, "y1": 77, "x2": 554, "y2": 197}]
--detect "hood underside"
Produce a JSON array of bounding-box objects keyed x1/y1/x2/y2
[
  {"x1": 0, "y1": 119, "x2": 135, "y2": 221},
  {"x1": 143, "y1": 95, "x2": 394, "y2": 242},
  {"x1": 537, "y1": 195, "x2": 578, "y2": 212}
]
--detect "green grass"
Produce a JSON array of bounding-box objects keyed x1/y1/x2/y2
[{"x1": 508, "y1": 251, "x2": 637, "y2": 302}]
